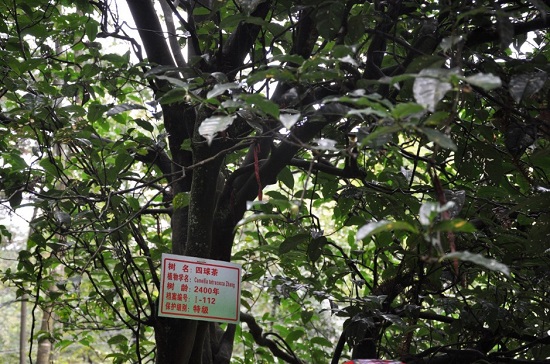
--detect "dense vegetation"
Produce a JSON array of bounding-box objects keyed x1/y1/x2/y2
[{"x1": 1, "y1": 0, "x2": 550, "y2": 363}]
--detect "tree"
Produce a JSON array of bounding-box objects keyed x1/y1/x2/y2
[{"x1": 1, "y1": 0, "x2": 550, "y2": 363}]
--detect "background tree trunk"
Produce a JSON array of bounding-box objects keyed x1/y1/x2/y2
[
  {"x1": 19, "y1": 294, "x2": 27, "y2": 364},
  {"x1": 36, "y1": 306, "x2": 54, "y2": 364}
]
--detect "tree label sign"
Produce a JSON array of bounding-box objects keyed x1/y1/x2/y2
[{"x1": 158, "y1": 253, "x2": 242, "y2": 324}]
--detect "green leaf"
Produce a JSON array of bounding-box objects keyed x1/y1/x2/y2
[
  {"x1": 198, "y1": 115, "x2": 237, "y2": 145},
  {"x1": 106, "y1": 103, "x2": 146, "y2": 117},
  {"x1": 279, "y1": 233, "x2": 309, "y2": 254},
  {"x1": 277, "y1": 166, "x2": 294, "y2": 189},
  {"x1": 433, "y1": 219, "x2": 476, "y2": 233},
  {"x1": 301, "y1": 311, "x2": 314, "y2": 324},
  {"x1": 286, "y1": 328, "x2": 305, "y2": 342},
  {"x1": 442, "y1": 251, "x2": 510, "y2": 276},
  {"x1": 307, "y1": 236, "x2": 327, "y2": 263},
  {"x1": 154, "y1": 75, "x2": 189, "y2": 88},
  {"x1": 107, "y1": 334, "x2": 128, "y2": 346},
  {"x1": 101, "y1": 53, "x2": 129, "y2": 65},
  {"x1": 180, "y1": 139, "x2": 192, "y2": 151},
  {"x1": 85, "y1": 19, "x2": 98, "y2": 41},
  {"x1": 424, "y1": 111, "x2": 450, "y2": 126},
  {"x1": 114, "y1": 151, "x2": 134, "y2": 174},
  {"x1": 246, "y1": 68, "x2": 297, "y2": 85},
  {"x1": 420, "y1": 127, "x2": 457, "y2": 151},
  {"x1": 157, "y1": 88, "x2": 187, "y2": 105},
  {"x1": 39, "y1": 158, "x2": 60, "y2": 178},
  {"x1": 358, "y1": 124, "x2": 401, "y2": 148},
  {"x1": 311, "y1": 336, "x2": 333, "y2": 347},
  {"x1": 173, "y1": 192, "x2": 190, "y2": 210},
  {"x1": 134, "y1": 118, "x2": 154, "y2": 132},
  {"x1": 88, "y1": 103, "x2": 109, "y2": 122},
  {"x1": 316, "y1": 1, "x2": 345, "y2": 39},
  {"x1": 219, "y1": 14, "x2": 247, "y2": 28},
  {"x1": 271, "y1": 54, "x2": 305, "y2": 65},
  {"x1": 392, "y1": 102, "x2": 425, "y2": 119},
  {"x1": 241, "y1": 94, "x2": 280, "y2": 118},
  {"x1": 356, "y1": 220, "x2": 418, "y2": 242}
]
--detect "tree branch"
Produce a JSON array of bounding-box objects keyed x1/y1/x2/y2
[
  {"x1": 213, "y1": 1, "x2": 271, "y2": 78},
  {"x1": 364, "y1": 0, "x2": 408, "y2": 79},
  {"x1": 160, "y1": 0, "x2": 187, "y2": 67},
  {"x1": 465, "y1": 14, "x2": 550, "y2": 48},
  {"x1": 125, "y1": 0, "x2": 175, "y2": 68},
  {"x1": 163, "y1": 0, "x2": 202, "y2": 60},
  {"x1": 240, "y1": 312, "x2": 305, "y2": 364},
  {"x1": 289, "y1": 157, "x2": 366, "y2": 179},
  {"x1": 134, "y1": 146, "x2": 173, "y2": 177}
]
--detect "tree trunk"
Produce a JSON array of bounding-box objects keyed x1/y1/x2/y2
[
  {"x1": 19, "y1": 294, "x2": 27, "y2": 364},
  {"x1": 36, "y1": 305, "x2": 54, "y2": 364}
]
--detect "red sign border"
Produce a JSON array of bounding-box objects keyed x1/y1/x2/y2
[{"x1": 159, "y1": 254, "x2": 241, "y2": 323}]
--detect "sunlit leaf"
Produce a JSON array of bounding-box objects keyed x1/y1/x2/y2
[
  {"x1": 442, "y1": 251, "x2": 510, "y2": 276},
  {"x1": 279, "y1": 113, "x2": 301, "y2": 129},
  {"x1": 419, "y1": 201, "x2": 455, "y2": 226},
  {"x1": 526, "y1": 0, "x2": 550, "y2": 18},
  {"x1": 356, "y1": 220, "x2": 418, "y2": 242},
  {"x1": 413, "y1": 68, "x2": 454, "y2": 112},
  {"x1": 198, "y1": 115, "x2": 237, "y2": 145},
  {"x1": 312, "y1": 138, "x2": 338, "y2": 151},
  {"x1": 463, "y1": 73, "x2": 502, "y2": 90},
  {"x1": 207, "y1": 82, "x2": 240, "y2": 99},
  {"x1": 439, "y1": 35, "x2": 464, "y2": 52}
]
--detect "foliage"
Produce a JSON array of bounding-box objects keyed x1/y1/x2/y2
[{"x1": 1, "y1": 0, "x2": 550, "y2": 363}]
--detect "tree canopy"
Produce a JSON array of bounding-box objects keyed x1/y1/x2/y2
[{"x1": 1, "y1": 0, "x2": 550, "y2": 363}]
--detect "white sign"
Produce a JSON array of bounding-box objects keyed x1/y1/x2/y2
[{"x1": 158, "y1": 253, "x2": 242, "y2": 324}]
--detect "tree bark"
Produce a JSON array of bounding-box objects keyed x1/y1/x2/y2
[
  {"x1": 36, "y1": 305, "x2": 54, "y2": 364},
  {"x1": 19, "y1": 294, "x2": 27, "y2": 364}
]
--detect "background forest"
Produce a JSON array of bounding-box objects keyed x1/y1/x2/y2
[{"x1": 1, "y1": 0, "x2": 550, "y2": 363}]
